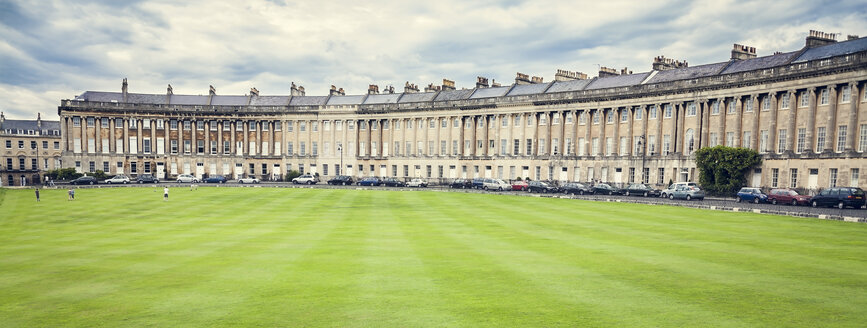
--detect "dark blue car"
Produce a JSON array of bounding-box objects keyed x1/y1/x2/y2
[
  {"x1": 357, "y1": 177, "x2": 381, "y2": 186},
  {"x1": 204, "y1": 175, "x2": 227, "y2": 184},
  {"x1": 736, "y1": 187, "x2": 768, "y2": 203}
]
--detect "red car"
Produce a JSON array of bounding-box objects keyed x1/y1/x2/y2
[
  {"x1": 767, "y1": 188, "x2": 811, "y2": 206},
  {"x1": 511, "y1": 181, "x2": 528, "y2": 191}
]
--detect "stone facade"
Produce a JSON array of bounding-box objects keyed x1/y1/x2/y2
[
  {"x1": 0, "y1": 113, "x2": 63, "y2": 186},
  {"x1": 57, "y1": 32, "x2": 867, "y2": 193}
]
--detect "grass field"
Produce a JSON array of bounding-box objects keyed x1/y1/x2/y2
[{"x1": 1, "y1": 186, "x2": 866, "y2": 327}]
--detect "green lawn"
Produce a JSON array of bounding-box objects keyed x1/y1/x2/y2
[{"x1": 1, "y1": 187, "x2": 866, "y2": 327}]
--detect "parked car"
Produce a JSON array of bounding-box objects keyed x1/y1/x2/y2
[
  {"x1": 204, "y1": 175, "x2": 227, "y2": 184},
  {"x1": 736, "y1": 187, "x2": 768, "y2": 203},
  {"x1": 511, "y1": 180, "x2": 529, "y2": 191},
  {"x1": 527, "y1": 181, "x2": 557, "y2": 193},
  {"x1": 810, "y1": 187, "x2": 866, "y2": 209},
  {"x1": 407, "y1": 178, "x2": 428, "y2": 188},
  {"x1": 327, "y1": 175, "x2": 354, "y2": 185},
  {"x1": 176, "y1": 174, "x2": 199, "y2": 183},
  {"x1": 292, "y1": 173, "x2": 319, "y2": 185},
  {"x1": 104, "y1": 174, "x2": 131, "y2": 184},
  {"x1": 357, "y1": 177, "x2": 381, "y2": 186},
  {"x1": 624, "y1": 183, "x2": 660, "y2": 197},
  {"x1": 472, "y1": 178, "x2": 486, "y2": 189},
  {"x1": 136, "y1": 174, "x2": 160, "y2": 184},
  {"x1": 450, "y1": 179, "x2": 472, "y2": 189},
  {"x1": 670, "y1": 185, "x2": 706, "y2": 200},
  {"x1": 660, "y1": 182, "x2": 698, "y2": 198},
  {"x1": 237, "y1": 176, "x2": 260, "y2": 184},
  {"x1": 70, "y1": 176, "x2": 98, "y2": 185},
  {"x1": 482, "y1": 179, "x2": 510, "y2": 191},
  {"x1": 767, "y1": 188, "x2": 811, "y2": 206},
  {"x1": 382, "y1": 177, "x2": 406, "y2": 187},
  {"x1": 592, "y1": 183, "x2": 623, "y2": 195},
  {"x1": 561, "y1": 182, "x2": 591, "y2": 195}
]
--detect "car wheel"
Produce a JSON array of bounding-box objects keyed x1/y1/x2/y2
[
  {"x1": 811, "y1": 201, "x2": 818, "y2": 208},
  {"x1": 139, "y1": 180, "x2": 143, "y2": 184},
  {"x1": 643, "y1": 192, "x2": 648, "y2": 197},
  {"x1": 792, "y1": 199, "x2": 798, "y2": 206},
  {"x1": 625, "y1": 191, "x2": 630, "y2": 196},
  {"x1": 686, "y1": 195, "x2": 692, "y2": 201},
  {"x1": 308, "y1": 181, "x2": 313, "y2": 185},
  {"x1": 753, "y1": 197, "x2": 759, "y2": 204},
  {"x1": 89, "y1": 181, "x2": 94, "y2": 185},
  {"x1": 838, "y1": 201, "x2": 845, "y2": 209},
  {"x1": 609, "y1": 191, "x2": 614, "y2": 195},
  {"x1": 736, "y1": 197, "x2": 742, "y2": 203},
  {"x1": 771, "y1": 199, "x2": 777, "y2": 205},
  {"x1": 220, "y1": 181, "x2": 224, "y2": 184},
  {"x1": 669, "y1": 194, "x2": 674, "y2": 200},
  {"x1": 579, "y1": 190, "x2": 584, "y2": 195}
]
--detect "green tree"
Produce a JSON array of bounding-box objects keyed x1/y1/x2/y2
[
  {"x1": 284, "y1": 170, "x2": 301, "y2": 182},
  {"x1": 694, "y1": 146, "x2": 761, "y2": 196}
]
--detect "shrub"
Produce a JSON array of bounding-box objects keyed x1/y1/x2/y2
[
  {"x1": 45, "y1": 168, "x2": 82, "y2": 181},
  {"x1": 694, "y1": 146, "x2": 762, "y2": 196},
  {"x1": 284, "y1": 170, "x2": 301, "y2": 182}
]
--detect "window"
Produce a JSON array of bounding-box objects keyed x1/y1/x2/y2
[
  {"x1": 430, "y1": 120, "x2": 436, "y2": 129},
  {"x1": 761, "y1": 97, "x2": 770, "y2": 111},
  {"x1": 837, "y1": 125, "x2": 847, "y2": 152},
  {"x1": 553, "y1": 138, "x2": 559, "y2": 155},
  {"x1": 742, "y1": 131, "x2": 751, "y2": 149},
  {"x1": 566, "y1": 138, "x2": 572, "y2": 155},
  {"x1": 197, "y1": 140, "x2": 204, "y2": 154},
  {"x1": 101, "y1": 118, "x2": 109, "y2": 128},
  {"x1": 800, "y1": 91, "x2": 809, "y2": 107},
  {"x1": 664, "y1": 104, "x2": 672, "y2": 118},
  {"x1": 183, "y1": 120, "x2": 191, "y2": 130},
  {"x1": 30, "y1": 141, "x2": 36, "y2": 149},
  {"x1": 605, "y1": 137, "x2": 612, "y2": 155},
  {"x1": 745, "y1": 98, "x2": 753, "y2": 112},
  {"x1": 526, "y1": 139, "x2": 533, "y2": 156},
  {"x1": 829, "y1": 168, "x2": 838, "y2": 187},
  {"x1": 287, "y1": 121, "x2": 294, "y2": 132},
  {"x1": 347, "y1": 121, "x2": 354, "y2": 130},
  {"x1": 300, "y1": 122, "x2": 307, "y2": 132},
  {"x1": 538, "y1": 139, "x2": 546, "y2": 155},
  {"x1": 663, "y1": 135, "x2": 671, "y2": 155},
  {"x1": 312, "y1": 142, "x2": 318, "y2": 156},
  {"x1": 781, "y1": 93, "x2": 790, "y2": 109},
  {"x1": 650, "y1": 105, "x2": 658, "y2": 119},
  {"x1": 579, "y1": 112, "x2": 587, "y2": 124},
  {"x1": 4, "y1": 140, "x2": 10, "y2": 148},
  {"x1": 210, "y1": 141, "x2": 217, "y2": 154},
  {"x1": 566, "y1": 113, "x2": 573, "y2": 124},
  {"x1": 157, "y1": 119, "x2": 164, "y2": 129},
  {"x1": 635, "y1": 107, "x2": 643, "y2": 120},
  {"x1": 816, "y1": 127, "x2": 826, "y2": 152},
  {"x1": 336, "y1": 120, "x2": 342, "y2": 130},
  {"x1": 300, "y1": 142, "x2": 306, "y2": 156},
  {"x1": 619, "y1": 137, "x2": 627, "y2": 154},
  {"x1": 711, "y1": 101, "x2": 720, "y2": 114},
  {"x1": 86, "y1": 117, "x2": 94, "y2": 127},
  {"x1": 130, "y1": 119, "x2": 139, "y2": 129},
  {"x1": 771, "y1": 168, "x2": 779, "y2": 188},
  {"x1": 620, "y1": 109, "x2": 627, "y2": 122},
  {"x1": 53, "y1": 142, "x2": 59, "y2": 149},
  {"x1": 578, "y1": 137, "x2": 586, "y2": 155},
  {"x1": 860, "y1": 124, "x2": 867, "y2": 152},
  {"x1": 142, "y1": 119, "x2": 151, "y2": 129},
  {"x1": 592, "y1": 112, "x2": 600, "y2": 124},
  {"x1": 131, "y1": 162, "x2": 137, "y2": 174},
  {"x1": 513, "y1": 139, "x2": 520, "y2": 155},
  {"x1": 184, "y1": 140, "x2": 191, "y2": 154},
  {"x1": 658, "y1": 168, "x2": 665, "y2": 185},
  {"x1": 797, "y1": 128, "x2": 806, "y2": 153},
  {"x1": 170, "y1": 119, "x2": 178, "y2": 130},
  {"x1": 287, "y1": 142, "x2": 293, "y2": 154},
  {"x1": 606, "y1": 111, "x2": 613, "y2": 124},
  {"x1": 591, "y1": 138, "x2": 599, "y2": 156},
  {"x1": 820, "y1": 89, "x2": 828, "y2": 105},
  {"x1": 686, "y1": 102, "x2": 696, "y2": 116},
  {"x1": 851, "y1": 168, "x2": 860, "y2": 187},
  {"x1": 129, "y1": 137, "x2": 138, "y2": 153},
  {"x1": 143, "y1": 138, "x2": 152, "y2": 154},
  {"x1": 73, "y1": 117, "x2": 81, "y2": 127},
  {"x1": 726, "y1": 132, "x2": 734, "y2": 147},
  {"x1": 728, "y1": 101, "x2": 736, "y2": 114},
  {"x1": 196, "y1": 121, "x2": 204, "y2": 130},
  {"x1": 453, "y1": 140, "x2": 458, "y2": 156},
  {"x1": 790, "y1": 169, "x2": 798, "y2": 188},
  {"x1": 709, "y1": 132, "x2": 718, "y2": 147},
  {"x1": 777, "y1": 129, "x2": 787, "y2": 153}
]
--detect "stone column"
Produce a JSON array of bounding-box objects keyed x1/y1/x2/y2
[
  {"x1": 768, "y1": 93, "x2": 778, "y2": 152},
  {"x1": 805, "y1": 87, "x2": 817, "y2": 153},
  {"x1": 613, "y1": 108, "x2": 621, "y2": 155},
  {"x1": 60, "y1": 117, "x2": 68, "y2": 152},
  {"x1": 80, "y1": 117, "x2": 87, "y2": 153},
  {"x1": 191, "y1": 119, "x2": 198, "y2": 155},
  {"x1": 136, "y1": 119, "x2": 143, "y2": 155},
  {"x1": 733, "y1": 98, "x2": 742, "y2": 147},
  {"x1": 205, "y1": 120, "x2": 211, "y2": 156},
  {"x1": 625, "y1": 107, "x2": 633, "y2": 156},
  {"x1": 599, "y1": 109, "x2": 607, "y2": 155},
  {"x1": 584, "y1": 110, "x2": 592, "y2": 156},
  {"x1": 700, "y1": 101, "x2": 709, "y2": 149},
  {"x1": 242, "y1": 120, "x2": 248, "y2": 155},
  {"x1": 751, "y1": 95, "x2": 760, "y2": 152},
  {"x1": 674, "y1": 103, "x2": 683, "y2": 153},
  {"x1": 229, "y1": 121, "x2": 236, "y2": 155},
  {"x1": 109, "y1": 117, "x2": 116, "y2": 153},
  {"x1": 847, "y1": 82, "x2": 860, "y2": 151},
  {"x1": 826, "y1": 85, "x2": 838, "y2": 152},
  {"x1": 787, "y1": 91, "x2": 797, "y2": 152},
  {"x1": 654, "y1": 104, "x2": 663, "y2": 155},
  {"x1": 718, "y1": 99, "x2": 727, "y2": 146}
]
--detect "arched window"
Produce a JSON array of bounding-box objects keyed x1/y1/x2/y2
[{"x1": 685, "y1": 129, "x2": 695, "y2": 153}]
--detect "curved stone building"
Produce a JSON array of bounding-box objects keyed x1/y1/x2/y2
[{"x1": 58, "y1": 31, "x2": 867, "y2": 192}]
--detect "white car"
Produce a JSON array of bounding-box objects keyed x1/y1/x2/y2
[
  {"x1": 176, "y1": 174, "x2": 199, "y2": 183},
  {"x1": 406, "y1": 178, "x2": 428, "y2": 188},
  {"x1": 238, "y1": 177, "x2": 260, "y2": 184},
  {"x1": 483, "y1": 179, "x2": 511, "y2": 191},
  {"x1": 291, "y1": 174, "x2": 319, "y2": 185},
  {"x1": 105, "y1": 174, "x2": 131, "y2": 184}
]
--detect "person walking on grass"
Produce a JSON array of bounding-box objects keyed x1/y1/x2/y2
[
  {"x1": 35, "y1": 188, "x2": 40, "y2": 202},
  {"x1": 164, "y1": 186, "x2": 169, "y2": 201},
  {"x1": 68, "y1": 188, "x2": 74, "y2": 201}
]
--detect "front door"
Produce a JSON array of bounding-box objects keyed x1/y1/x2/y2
[
  {"x1": 156, "y1": 163, "x2": 165, "y2": 179},
  {"x1": 808, "y1": 168, "x2": 819, "y2": 190}
]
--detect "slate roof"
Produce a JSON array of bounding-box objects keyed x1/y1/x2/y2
[
  {"x1": 794, "y1": 37, "x2": 867, "y2": 62},
  {"x1": 397, "y1": 92, "x2": 437, "y2": 103},
  {"x1": 647, "y1": 62, "x2": 729, "y2": 83},
  {"x1": 210, "y1": 95, "x2": 249, "y2": 106},
  {"x1": 585, "y1": 72, "x2": 651, "y2": 90},
  {"x1": 77, "y1": 91, "x2": 122, "y2": 102},
  {"x1": 363, "y1": 93, "x2": 402, "y2": 104},
  {"x1": 433, "y1": 89, "x2": 474, "y2": 101},
  {"x1": 469, "y1": 86, "x2": 510, "y2": 99},
  {"x1": 169, "y1": 95, "x2": 209, "y2": 105},
  {"x1": 1, "y1": 120, "x2": 61, "y2": 134},
  {"x1": 507, "y1": 82, "x2": 552, "y2": 96},
  {"x1": 326, "y1": 95, "x2": 365, "y2": 105},
  {"x1": 289, "y1": 96, "x2": 328, "y2": 106},
  {"x1": 721, "y1": 51, "x2": 799, "y2": 74},
  {"x1": 126, "y1": 93, "x2": 167, "y2": 104},
  {"x1": 545, "y1": 79, "x2": 593, "y2": 93},
  {"x1": 249, "y1": 96, "x2": 290, "y2": 106}
]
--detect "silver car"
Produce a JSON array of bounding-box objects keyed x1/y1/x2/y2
[
  {"x1": 176, "y1": 174, "x2": 199, "y2": 183},
  {"x1": 669, "y1": 185, "x2": 705, "y2": 200},
  {"x1": 105, "y1": 174, "x2": 131, "y2": 184}
]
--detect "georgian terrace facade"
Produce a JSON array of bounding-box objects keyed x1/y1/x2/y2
[{"x1": 58, "y1": 33, "x2": 867, "y2": 191}]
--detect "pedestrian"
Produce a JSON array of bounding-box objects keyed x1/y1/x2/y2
[
  {"x1": 68, "y1": 188, "x2": 74, "y2": 201},
  {"x1": 164, "y1": 186, "x2": 169, "y2": 201},
  {"x1": 35, "y1": 188, "x2": 40, "y2": 202}
]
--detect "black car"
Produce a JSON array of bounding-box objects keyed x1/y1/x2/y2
[
  {"x1": 382, "y1": 177, "x2": 406, "y2": 187},
  {"x1": 561, "y1": 182, "x2": 591, "y2": 195},
  {"x1": 450, "y1": 179, "x2": 472, "y2": 189},
  {"x1": 327, "y1": 175, "x2": 354, "y2": 185},
  {"x1": 592, "y1": 183, "x2": 623, "y2": 195},
  {"x1": 810, "y1": 187, "x2": 866, "y2": 209},
  {"x1": 70, "y1": 176, "x2": 97, "y2": 185},
  {"x1": 527, "y1": 181, "x2": 557, "y2": 193},
  {"x1": 204, "y1": 175, "x2": 227, "y2": 183},
  {"x1": 624, "y1": 183, "x2": 660, "y2": 197},
  {"x1": 137, "y1": 174, "x2": 160, "y2": 184}
]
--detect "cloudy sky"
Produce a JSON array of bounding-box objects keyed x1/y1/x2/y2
[{"x1": 1, "y1": 0, "x2": 865, "y2": 120}]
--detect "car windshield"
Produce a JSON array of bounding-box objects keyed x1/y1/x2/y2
[{"x1": 852, "y1": 189, "x2": 865, "y2": 196}]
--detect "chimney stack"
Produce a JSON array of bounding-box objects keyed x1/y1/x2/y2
[
  {"x1": 476, "y1": 76, "x2": 489, "y2": 88},
  {"x1": 121, "y1": 78, "x2": 128, "y2": 102},
  {"x1": 515, "y1": 72, "x2": 531, "y2": 85},
  {"x1": 598, "y1": 67, "x2": 619, "y2": 78},
  {"x1": 491, "y1": 79, "x2": 501, "y2": 87},
  {"x1": 806, "y1": 30, "x2": 837, "y2": 48},
  {"x1": 424, "y1": 83, "x2": 441, "y2": 93},
  {"x1": 209, "y1": 85, "x2": 216, "y2": 96},
  {"x1": 652, "y1": 56, "x2": 688, "y2": 71},
  {"x1": 0, "y1": 112, "x2": 5, "y2": 124},
  {"x1": 731, "y1": 44, "x2": 757, "y2": 61},
  {"x1": 329, "y1": 85, "x2": 340, "y2": 96},
  {"x1": 404, "y1": 81, "x2": 419, "y2": 93},
  {"x1": 848, "y1": 34, "x2": 860, "y2": 41},
  {"x1": 554, "y1": 69, "x2": 587, "y2": 81},
  {"x1": 250, "y1": 87, "x2": 259, "y2": 96},
  {"x1": 441, "y1": 79, "x2": 456, "y2": 91},
  {"x1": 368, "y1": 84, "x2": 380, "y2": 94},
  {"x1": 37, "y1": 113, "x2": 42, "y2": 128},
  {"x1": 291, "y1": 82, "x2": 306, "y2": 96},
  {"x1": 338, "y1": 88, "x2": 345, "y2": 95},
  {"x1": 531, "y1": 76, "x2": 544, "y2": 84},
  {"x1": 167, "y1": 84, "x2": 173, "y2": 95},
  {"x1": 384, "y1": 86, "x2": 394, "y2": 94}
]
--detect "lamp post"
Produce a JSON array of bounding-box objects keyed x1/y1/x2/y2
[
  {"x1": 337, "y1": 144, "x2": 343, "y2": 176},
  {"x1": 637, "y1": 136, "x2": 646, "y2": 184}
]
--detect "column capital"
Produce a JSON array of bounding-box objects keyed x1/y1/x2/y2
[
  {"x1": 849, "y1": 81, "x2": 859, "y2": 88},
  {"x1": 808, "y1": 86, "x2": 817, "y2": 94}
]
